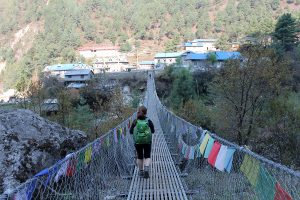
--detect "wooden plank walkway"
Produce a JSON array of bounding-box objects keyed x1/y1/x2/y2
[{"x1": 127, "y1": 80, "x2": 188, "y2": 199}]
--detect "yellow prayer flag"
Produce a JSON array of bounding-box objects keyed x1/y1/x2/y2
[
  {"x1": 240, "y1": 154, "x2": 260, "y2": 186},
  {"x1": 199, "y1": 133, "x2": 210, "y2": 155},
  {"x1": 85, "y1": 146, "x2": 92, "y2": 163}
]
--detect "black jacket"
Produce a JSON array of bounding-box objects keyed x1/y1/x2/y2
[{"x1": 129, "y1": 116, "x2": 155, "y2": 134}]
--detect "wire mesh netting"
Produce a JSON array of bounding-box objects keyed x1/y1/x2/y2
[
  {"x1": 1, "y1": 111, "x2": 137, "y2": 200},
  {"x1": 151, "y1": 72, "x2": 300, "y2": 200}
]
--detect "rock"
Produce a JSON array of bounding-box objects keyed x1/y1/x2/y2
[{"x1": 0, "y1": 109, "x2": 87, "y2": 194}]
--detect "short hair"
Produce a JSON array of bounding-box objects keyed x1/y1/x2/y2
[{"x1": 139, "y1": 106, "x2": 147, "y2": 115}]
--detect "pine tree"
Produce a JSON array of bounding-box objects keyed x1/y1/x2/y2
[{"x1": 273, "y1": 13, "x2": 299, "y2": 51}]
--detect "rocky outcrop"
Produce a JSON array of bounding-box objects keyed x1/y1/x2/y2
[{"x1": 0, "y1": 109, "x2": 87, "y2": 194}]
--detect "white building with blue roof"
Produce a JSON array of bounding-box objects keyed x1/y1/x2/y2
[
  {"x1": 43, "y1": 63, "x2": 93, "y2": 78},
  {"x1": 183, "y1": 39, "x2": 217, "y2": 53},
  {"x1": 154, "y1": 52, "x2": 183, "y2": 68}
]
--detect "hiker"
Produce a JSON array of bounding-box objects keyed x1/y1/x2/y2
[{"x1": 130, "y1": 106, "x2": 155, "y2": 179}]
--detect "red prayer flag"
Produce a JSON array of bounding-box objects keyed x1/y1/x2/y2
[
  {"x1": 66, "y1": 158, "x2": 76, "y2": 177},
  {"x1": 274, "y1": 183, "x2": 292, "y2": 200},
  {"x1": 208, "y1": 141, "x2": 221, "y2": 167}
]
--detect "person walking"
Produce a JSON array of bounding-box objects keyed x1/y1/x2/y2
[{"x1": 130, "y1": 106, "x2": 155, "y2": 179}]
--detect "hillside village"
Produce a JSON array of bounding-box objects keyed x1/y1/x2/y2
[{"x1": 0, "y1": 38, "x2": 241, "y2": 102}]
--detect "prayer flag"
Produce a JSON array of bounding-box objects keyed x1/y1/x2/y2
[
  {"x1": 105, "y1": 136, "x2": 110, "y2": 147},
  {"x1": 189, "y1": 146, "x2": 195, "y2": 160},
  {"x1": 240, "y1": 154, "x2": 260, "y2": 186},
  {"x1": 274, "y1": 182, "x2": 292, "y2": 200},
  {"x1": 55, "y1": 161, "x2": 68, "y2": 182},
  {"x1": 76, "y1": 151, "x2": 85, "y2": 171},
  {"x1": 204, "y1": 137, "x2": 215, "y2": 158},
  {"x1": 85, "y1": 146, "x2": 92, "y2": 163},
  {"x1": 185, "y1": 146, "x2": 191, "y2": 159},
  {"x1": 224, "y1": 147, "x2": 236, "y2": 173},
  {"x1": 66, "y1": 157, "x2": 76, "y2": 177},
  {"x1": 255, "y1": 166, "x2": 276, "y2": 200},
  {"x1": 114, "y1": 129, "x2": 118, "y2": 143},
  {"x1": 215, "y1": 145, "x2": 228, "y2": 171},
  {"x1": 200, "y1": 133, "x2": 210, "y2": 155},
  {"x1": 92, "y1": 139, "x2": 101, "y2": 159},
  {"x1": 208, "y1": 141, "x2": 221, "y2": 167}
]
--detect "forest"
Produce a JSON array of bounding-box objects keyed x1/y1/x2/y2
[{"x1": 0, "y1": 0, "x2": 300, "y2": 90}]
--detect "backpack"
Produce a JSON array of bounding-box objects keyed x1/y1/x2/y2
[{"x1": 133, "y1": 118, "x2": 152, "y2": 144}]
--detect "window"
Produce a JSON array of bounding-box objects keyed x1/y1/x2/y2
[
  {"x1": 66, "y1": 75, "x2": 72, "y2": 78},
  {"x1": 81, "y1": 75, "x2": 84, "y2": 79}
]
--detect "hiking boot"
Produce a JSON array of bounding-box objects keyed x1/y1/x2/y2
[
  {"x1": 143, "y1": 171, "x2": 149, "y2": 179},
  {"x1": 139, "y1": 170, "x2": 144, "y2": 177}
]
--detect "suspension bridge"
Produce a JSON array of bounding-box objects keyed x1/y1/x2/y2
[{"x1": 1, "y1": 72, "x2": 299, "y2": 200}]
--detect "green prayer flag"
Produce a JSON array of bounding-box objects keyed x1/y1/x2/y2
[
  {"x1": 76, "y1": 151, "x2": 85, "y2": 171},
  {"x1": 106, "y1": 136, "x2": 110, "y2": 147},
  {"x1": 255, "y1": 166, "x2": 276, "y2": 200}
]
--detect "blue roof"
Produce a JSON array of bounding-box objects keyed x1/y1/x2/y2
[
  {"x1": 185, "y1": 53, "x2": 209, "y2": 60},
  {"x1": 216, "y1": 52, "x2": 241, "y2": 60},
  {"x1": 184, "y1": 42, "x2": 204, "y2": 47},
  {"x1": 185, "y1": 52, "x2": 241, "y2": 61},
  {"x1": 139, "y1": 61, "x2": 155, "y2": 65},
  {"x1": 155, "y1": 52, "x2": 182, "y2": 58}
]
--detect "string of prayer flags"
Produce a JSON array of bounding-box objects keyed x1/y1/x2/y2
[
  {"x1": 84, "y1": 146, "x2": 92, "y2": 164},
  {"x1": 200, "y1": 133, "x2": 210, "y2": 155},
  {"x1": 274, "y1": 183, "x2": 292, "y2": 200},
  {"x1": 208, "y1": 141, "x2": 221, "y2": 167},
  {"x1": 204, "y1": 137, "x2": 215, "y2": 158},
  {"x1": 224, "y1": 147, "x2": 236, "y2": 173},
  {"x1": 76, "y1": 151, "x2": 85, "y2": 171},
  {"x1": 215, "y1": 145, "x2": 228, "y2": 171},
  {"x1": 240, "y1": 154, "x2": 260, "y2": 186},
  {"x1": 255, "y1": 166, "x2": 276, "y2": 200}
]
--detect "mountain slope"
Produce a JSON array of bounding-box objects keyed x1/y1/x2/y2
[{"x1": 0, "y1": 0, "x2": 299, "y2": 90}]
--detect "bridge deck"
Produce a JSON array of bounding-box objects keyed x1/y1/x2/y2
[{"x1": 127, "y1": 81, "x2": 188, "y2": 200}]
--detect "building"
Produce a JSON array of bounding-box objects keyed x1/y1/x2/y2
[
  {"x1": 138, "y1": 61, "x2": 155, "y2": 70},
  {"x1": 154, "y1": 52, "x2": 183, "y2": 68},
  {"x1": 78, "y1": 45, "x2": 120, "y2": 59},
  {"x1": 184, "y1": 51, "x2": 241, "y2": 71},
  {"x1": 93, "y1": 55, "x2": 130, "y2": 73},
  {"x1": 64, "y1": 69, "x2": 94, "y2": 85},
  {"x1": 43, "y1": 63, "x2": 93, "y2": 79},
  {"x1": 183, "y1": 39, "x2": 217, "y2": 52}
]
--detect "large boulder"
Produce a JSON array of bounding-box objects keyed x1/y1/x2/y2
[{"x1": 0, "y1": 109, "x2": 87, "y2": 194}]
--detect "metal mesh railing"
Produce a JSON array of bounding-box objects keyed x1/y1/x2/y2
[
  {"x1": 150, "y1": 72, "x2": 300, "y2": 200},
  {"x1": 1, "y1": 112, "x2": 137, "y2": 200}
]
